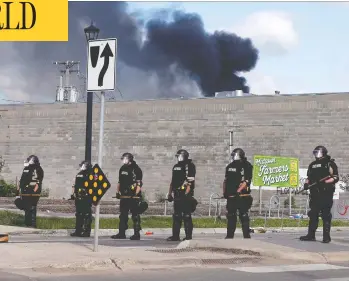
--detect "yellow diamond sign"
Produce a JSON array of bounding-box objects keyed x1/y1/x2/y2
[{"x1": 85, "y1": 164, "x2": 111, "y2": 206}]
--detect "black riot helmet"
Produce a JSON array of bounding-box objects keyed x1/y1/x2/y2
[
  {"x1": 313, "y1": 145, "x2": 328, "y2": 159},
  {"x1": 121, "y1": 152, "x2": 134, "y2": 165},
  {"x1": 175, "y1": 149, "x2": 189, "y2": 162},
  {"x1": 79, "y1": 160, "x2": 92, "y2": 171},
  {"x1": 231, "y1": 148, "x2": 246, "y2": 161},
  {"x1": 27, "y1": 155, "x2": 40, "y2": 165}
]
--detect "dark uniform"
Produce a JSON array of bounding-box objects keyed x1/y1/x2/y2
[
  {"x1": 167, "y1": 149, "x2": 197, "y2": 241},
  {"x1": 70, "y1": 161, "x2": 93, "y2": 237},
  {"x1": 19, "y1": 155, "x2": 44, "y2": 228},
  {"x1": 112, "y1": 153, "x2": 144, "y2": 240},
  {"x1": 300, "y1": 146, "x2": 339, "y2": 243},
  {"x1": 223, "y1": 148, "x2": 253, "y2": 239}
]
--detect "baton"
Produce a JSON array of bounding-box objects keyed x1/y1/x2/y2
[
  {"x1": 213, "y1": 194, "x2": 251, "y2": 200},
  {"x1": 112, "y1": 196, "x2": 140, "y2": 199},
  {"x1": 165, "y1": 196, "x2": 196, "y2": 201},
  {"x1": 299, "y1": 176, "x2": 331, "y2": 193}
]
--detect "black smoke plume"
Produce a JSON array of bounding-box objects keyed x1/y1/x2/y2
[{"x1": 0, "y1": 2, "x2": 259, "y2": 102}]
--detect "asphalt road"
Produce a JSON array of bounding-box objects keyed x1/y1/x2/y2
[{"x1": 3, "y1": 265, "x2": 349, "y2": 281}]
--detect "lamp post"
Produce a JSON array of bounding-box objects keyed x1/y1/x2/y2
[{"x1": 84, "y1": 22, "x2": 100, "y2": 162}]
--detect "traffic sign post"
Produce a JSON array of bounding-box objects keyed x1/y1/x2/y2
[
  {"x1": 87, "y1": 38, "x2": 117, "y2": 92},
  {"x1": 86, "y1": 37, "x2": 117, "y2": 252},
  {"x1": 85, "y1": 163, "x2": 111, "y2": 252}
]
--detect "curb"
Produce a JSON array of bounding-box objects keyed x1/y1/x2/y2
[
  {"x1": 4, "y1": 228, "x2": 259, "y2": 236},
  {"x1": 3, "y1": 226, "x2": 349, "y2": 237}
]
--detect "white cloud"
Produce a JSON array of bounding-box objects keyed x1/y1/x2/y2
[{"x1": 233, "y1": 11, "x2": 298, "y2": 56}]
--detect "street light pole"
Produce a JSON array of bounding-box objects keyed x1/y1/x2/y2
[
  {"x1": 85, "y1": 91, "x2": 93, "y2": 162},
  {"x1": 84, "y1": 22, "x2": 100, "y2": 163}
]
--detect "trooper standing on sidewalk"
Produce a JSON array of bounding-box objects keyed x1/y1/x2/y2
[
  {"x1": 70, "y1": 160, "x2": 93, "y2": 237},
  {"x1": 300, "y1": 146, "x2": 339, "y2": 243},
  {"x1": 166, "y1": 149, "x2": 197, "y2": 241},
  {"x1": 111, "y1": 153, "x2": 144, "y2": 240},
  {"x1": 223, "y1": 148, "x2": 253, "y2": 239},
  {"x1": 18, "y1": 155, "x2": 44, "y2": 228}
]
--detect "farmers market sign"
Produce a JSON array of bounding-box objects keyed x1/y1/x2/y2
[{"x1": 252, "y1": 155, "x2": 299, "y2": 188}]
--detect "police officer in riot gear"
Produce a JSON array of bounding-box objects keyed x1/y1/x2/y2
[
  {"x1": 111, "y1": 153, "x2": 144, "y2": 240},
  {"x1": 300, "y1": 146, "x2": 339, "y2": 243},
  {"x1": 70, "y1": 161, "x2": 93, "y2": 237},
  {"x1": 167, "y1": 149, "x2": 196, "y2": 241},
  {"x1": 223, "y1": 148, "x2": 253, "y2": 239},
  {"x1": 19, "y1": 155, "x2": 44, "y2": 228}
]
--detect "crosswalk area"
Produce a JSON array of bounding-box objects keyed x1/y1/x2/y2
[{"x1": 230, "y1": 263, "x2": 349, "y2": 281}]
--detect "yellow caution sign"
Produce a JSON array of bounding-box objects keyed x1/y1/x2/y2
[{"x1": 85, "y1": 164, "x2": 111, "y2": 206}]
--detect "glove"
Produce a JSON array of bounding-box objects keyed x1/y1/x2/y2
[
  {"x1": 303, "y1": 183, "x2": 309, "y2": 190},
  {"x1": 115, "y1": 193, "x2": 121, "y2": 199},
  {"x1": 70, "y1": 194, "x2": 75, "y2": 200},
  {"x1": 167, "y1": 194, "x2": 174, "y2": 202}
]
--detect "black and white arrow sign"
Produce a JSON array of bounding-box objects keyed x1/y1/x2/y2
[{"x1": 87, "y1": 38, "x2": 117, "y2": 92}]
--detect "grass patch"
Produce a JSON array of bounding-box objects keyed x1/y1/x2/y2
[{"x1": 2, "y1": 210, "x2": 349, "y2": 229}]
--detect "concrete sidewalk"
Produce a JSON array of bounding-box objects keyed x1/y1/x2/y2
[
  {"x1": 2, "y1": 237, "x2": 349, "y2": 273},
  {"x1": 0, "y1": 239, "x2": 264, "y2": 272}
]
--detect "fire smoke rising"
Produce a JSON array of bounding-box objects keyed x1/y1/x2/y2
[{"x1": 0, "y1": 2, "x2": 259, "y2": 102}]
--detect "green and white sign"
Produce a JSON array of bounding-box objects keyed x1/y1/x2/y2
[{"x1": 252, "y1": 155, "x2": 299, "y2": 188}]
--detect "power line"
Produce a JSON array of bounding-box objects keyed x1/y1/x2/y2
[{"x1": 0, "y1": 98, "x2": 32, "y2": 104}]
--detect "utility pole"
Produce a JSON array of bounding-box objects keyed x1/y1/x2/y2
[{"x1": 53, "y1": 61, "x2": 81, "y2": 103}]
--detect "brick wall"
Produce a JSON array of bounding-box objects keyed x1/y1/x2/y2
[{"x1": 0, "y1": 93, "x2": 347, "y2": 201}]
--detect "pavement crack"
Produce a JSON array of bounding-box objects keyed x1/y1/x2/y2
[
  {"x1": 110, "y1": 259, "x2": 123, "y2": 271},
  {"x1": 318, "y1": 252, "x2": 329, "y2": 264}
]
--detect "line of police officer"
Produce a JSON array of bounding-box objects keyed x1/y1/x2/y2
[{"x1": 15, "y1": 145, "x2": 339, "y2": 244}]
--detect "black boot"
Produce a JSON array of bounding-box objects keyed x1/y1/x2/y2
[
  {"x1": 71, "y1": 213, "x2": 83, "y2": 237},
  {"x1": 24, "y1": 209, "x2": 32, "y2": 227},
  {"x1": 183, "y1": 214, "x2": 193, "y2": 241},
  {"x1": 130, "y1": 215, "x2": 141, "y2": 240},
  {"x1": 111, "y1": 233, "x2": 126, "y2": 239},
  {"x1": 240, "y1": 213, "x2": 251, "y2": 239},
  {"x1": 167, "y1": 214, "x2": 181, "y2": 241},
  {"x1": 225, "y1": 214, "x2": 237, "y2": 239},
  {"x1": 111, "y1": 213, "x2": 127, "y2": 239},
  {"x1": 322, "y1": 220, "x2": 331, "y2": 243},
  {"x1": 80, "y1": 213, "x2": 92, "y2": 237},
  {"x1": 300, "y1": 215, "x2": 318, "y2": 241},
  {"x1": 30, "y1": 206, "x2": 37, "y2": 228}
]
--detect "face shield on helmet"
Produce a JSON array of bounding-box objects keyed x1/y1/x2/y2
[
  {"x1": 122, "y1": 157, "x2": 130, "y2": 165},
  {"x1": 231, "y1": 152, "x2": 241, "y2": 161},
  {"x1": 313, "y1": 146, "x2": 327, "y2": 159},
  {"x1": 177, "y1": 154, "x2": 184, "y2": 162},
  {"x1": 175, "y1": 150, "x2": 189, "y2": 162},
  {"x1": 23, "y1": 160, "x2": 29, "y2": 167},
  {"x1": 79, "y1": 161, "x2": 90, "y2": 171},
  {"x1": 27, "y1": 155, "x2": 38, "y2": 165},
  {"x1": 231, "y1": 148, "x2": 245, "y2": 162},
  {"x1": 121, "y1": 153, "x2": 133, "y2": 165},
  {"x1": 313, "y1": 149, "x2": 323, "y2": 159}
]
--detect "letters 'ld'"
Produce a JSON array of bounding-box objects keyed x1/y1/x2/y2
[{"x1": 0, "y1": 1, "x2": 36, "y2": 30}]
